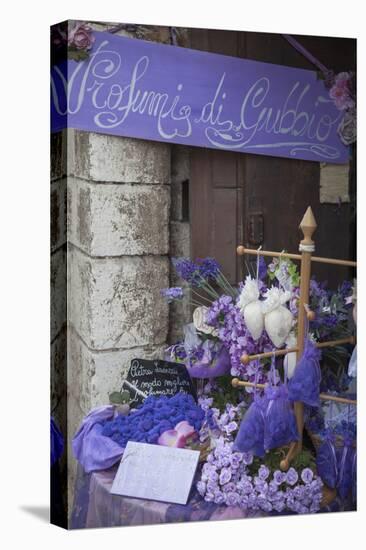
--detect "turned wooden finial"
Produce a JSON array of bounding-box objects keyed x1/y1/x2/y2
[
  {"x1": 299, "y1": 206, "x2": 317, "y2": 246},
  {"x1": 237, "y1": 245, "x2": 245, "y2": 256},
  {"x1": 240, "y1": 353, "x2": 250, "y2": 365}
]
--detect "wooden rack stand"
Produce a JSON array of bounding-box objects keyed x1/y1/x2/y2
[{"x1": 232, "y1": 206, "x2": 357, "y2": 471}]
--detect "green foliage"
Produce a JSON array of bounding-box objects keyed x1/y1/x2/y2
[
  {"x1": 249, "y1": 447, "x2": 316, "y2": 476},
  {"x1": 109, "y1": 390, "x2": 131, "y2": 405},
  {"x1": 68, "y1": 49, "x2": 89, "y2": 62},
  {"x1": 211, "y1": 375, "x2": 249, "y2": 412}
]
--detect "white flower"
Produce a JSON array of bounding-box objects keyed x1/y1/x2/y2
[
  {"x1": 261, "y1": 287, "x2": 291, "y2": 315},
  {"x1": 238, "y1": 276, "x2": 260, "y2": 311},
  {"x1": 193, "y1": 306, "x2": 218, "y2": 336}
]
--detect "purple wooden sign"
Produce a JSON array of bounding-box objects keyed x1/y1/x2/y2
[{"x1": 51, "y1": 31, "x2": 349, "y2": 163}]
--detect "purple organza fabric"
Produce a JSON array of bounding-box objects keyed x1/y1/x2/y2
[
  {"x1": 233, "y1": 393, "x2": 267, "y2": 457},
  {"x1": 187, "y1": 345, "x2": 231, "y2": 378},
  {"x1": 288, "y1": 338, "x2": 321, "y2": 407},
  {"x1": 72, "y1": 406, "x2": 124, "y2": 473},
  {"x1": 263, "y1": 384, "x2": 299, "y2": 451},
  {"x1": 316, "y1": 431, "x2": 338, "y2": 489},
  {"x1": 71, "y1": 465, "x2": 265, "y2": 528},
  {"x1": 51, "y1": 416, "x2": 64, "y2": 466}
]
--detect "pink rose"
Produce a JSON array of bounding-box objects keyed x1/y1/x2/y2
[
  {"x1": 157, "y1": 429, "x2": 187, "y2": 448},
  {"x1": 68, "y1": 22, "x2": 95, "y2": 51},
  {"x1": 329, "y1": 72, "x2": 354, "y2": 111}
]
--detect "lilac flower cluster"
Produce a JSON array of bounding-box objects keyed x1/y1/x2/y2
[
  {"x1": 198, "y1": 401, "x2": 247, "y2": 442},
  {"x1": 308, "y1": 278, "x2": 350, "y2": 340},
  {"x1": 172, "y1": 257, "x2": 220, "y2": 287},
  {"x1": 205, "y1": 295, "x2": 272, "y2": 379},
  {"x1": 101, "y1": 394, "x2": 204, "y2": 447},
  {"x1": 160, "y1": 287, "x2": 184, "y2": 303},
  {"x1": 197, "y1": 438, "x2": 323, "y2": 514}
]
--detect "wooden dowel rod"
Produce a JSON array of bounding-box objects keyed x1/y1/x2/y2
[
  {"x1": 319, "y1": 393, "x2": 357, "y2": 405},
  {"x1": 231, "y1": 379, "x2": 357, "y2": 405},
  {"x1": 241, "y1": 347, "x2": 299, "y2": 364},
  {"x1": 316, "y1": 336, "x2": 355, "y2": 348},
  {"x1": 311, "y1": 256, "x2": 356, "y2": 268},
  {"x1": 237, "y1": 246, "x2": 301, "y2": 261},
  {"x1": 236, "y1": 246, "x2": 356, "y2": 267},
  {"x1": 240, "y1": 336, "x2": 355, "y2": 364}
]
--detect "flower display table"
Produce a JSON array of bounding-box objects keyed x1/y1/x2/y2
[{"x1": 70, "y1": 464, "x2": 352, "y2": 529}]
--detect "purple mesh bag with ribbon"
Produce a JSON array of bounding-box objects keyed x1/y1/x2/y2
[
  {"x1": 288, "y1": 337, "x2": 321, "y2": 408},
  {"x1": 263, "y1": 355, "x2": 299, "y2": 451},
  {"x1": 233, "y1": 367, "x2": 267, "y2": 457}
]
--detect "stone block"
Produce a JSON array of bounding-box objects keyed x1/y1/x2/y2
[
  {"x1": 68, "y1": 177, "x2": 170, "y2": 256},
  {"x1": 68, "y1": 246, "x2": 169, "y2": 349},
  {"x1": 71, "y1": 131, "x2": 171, "y2": 184}
]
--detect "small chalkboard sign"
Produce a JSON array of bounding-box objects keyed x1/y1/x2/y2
[{"x1": 122, "y1": 358, "x2": 197, "y2": 406}]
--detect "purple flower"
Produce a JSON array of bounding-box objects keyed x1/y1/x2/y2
[
  {"x1": 273, "y1": 499, "x2": 286, "y2": 512},
  {"x1": 219, "y1": 467, "x2": 232, "y2": 485},
  {"x1": 206, "y1": 296, "x2": 272, "y2": 379},
  {"x1": 301, "y1": 468, "x2": 314, "y2": 484},
  {"x1": 257, "y1": 495, "x2": 273, "y2": 512},
  {"x1": 225, "y1": 492, "x2": 240, "y2": 506},
  {"x1": 224, "y1": 421, "x2": 238, "y2": 434},
  {"x1": 222, "y1": 482, "x2": 237, "y2": 493},
  {"x1": 214, "y1": 491, "x2": 225, "y2": 505},
  {"x1": 242, "y1": 452, "x2": 254, "y2": 465},
  {"x1": 286, "y1": 468, "x2": 299, "y2": 486},
  {"x1": 230, "y1": 453, "x2": 243, "y2": 469},
  {"x1": 160, "y1": 287, "x2": 183, "y2": 303},
  {"x1": 258, "y1": 465, "x2": 270, "y2": 480},
  {"x1": 172, "y1": 257, "x2": 202, "y2": 286},
  {"x1": 273, "y1": 470, "x2": 286, "y2": 485},
  {"x1": 258, "y1": 256, "x2": 268, "y2": 280},
  {"x1": 197, "y1": 257, "x2": 221, "y2": 280},
  {"x1": 236, "y1": 479, "x2": 250, "y2": 494}
]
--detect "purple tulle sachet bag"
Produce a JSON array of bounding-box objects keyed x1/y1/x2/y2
[
  {"x1": 233, "y1": 392, "x2": 267, "y2": 457},
  {"x1": 288, "y1": 338, "x2": 321, "y2": 407},
  {"x1": 263, "y1": 384, "x2": 299, "y2": 451}
]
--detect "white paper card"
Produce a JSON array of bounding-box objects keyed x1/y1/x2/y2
[{"x1": 110, "y1": 441, "x2": 200, "y2": 505}]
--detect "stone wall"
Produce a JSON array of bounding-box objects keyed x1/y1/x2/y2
[{"x1": 66, "y1": 131, "x2": 171, "y2": 513}]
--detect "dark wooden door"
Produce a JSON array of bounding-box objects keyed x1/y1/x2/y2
[{"x1": 190, "y1": 29, "x2": 356, "y2": 288}]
